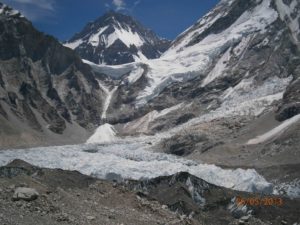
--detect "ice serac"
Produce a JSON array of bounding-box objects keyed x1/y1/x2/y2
[
  {"x1": 65, "y1": 11, "x2": 171, "y2": 65},
  {"x1": 135, "y1": 0, "x2": 279, "y2": 104},
  {"x1": 0, "y1": 142, "x2": 273, "y2": 194}
]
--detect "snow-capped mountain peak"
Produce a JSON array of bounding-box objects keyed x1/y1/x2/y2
[
  {"x1": 0, "y1": 3, "x2": 23, "y2": 18},
  {"x1": 65, "y1": 11, "x2": 170, "y2": 65},
  {"x1": 84, "y1": 0, "x2": 299, "y2": 125}
]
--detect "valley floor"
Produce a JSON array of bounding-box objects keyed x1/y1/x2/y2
[{"x1": 0, "y1": 160, "x2": 299, "y2": 225}]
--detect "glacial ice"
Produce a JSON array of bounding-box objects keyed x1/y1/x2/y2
[{"x1": 0, "y1": 140, "x2": 273, "y2": 194}]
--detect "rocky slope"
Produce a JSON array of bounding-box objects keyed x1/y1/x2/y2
[
  {"x1": 0, "y1": 3, "x2": 106, "y2": 149},
  {"x1": 0, "y1": 2, "x2": 299, "y2": 223},
  {"x1": 95, "y1": 0, "x2": 300, "y2": 124},
  {"x1": 65, "y1": 11, "x2": 170, "y2": 65},
  {"x1": 85, "y1": 0, "x2": 299, "y2": 144},
  {"x1": 76, "y1": 0, "x2": 300, "y2": 186},
  {"x1": 0, "y1": 0, "x2": 300, "y2": 190},
  {"x1": 0, "y1": 160, "x2": 299, "y2": 225}
]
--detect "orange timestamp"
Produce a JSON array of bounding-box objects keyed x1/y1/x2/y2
[{"x1": 236, "y1": 196, "x2": 283, "y2": 206}]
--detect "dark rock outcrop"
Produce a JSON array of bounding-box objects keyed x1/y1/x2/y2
[
  {"x1": 276, "y1": 78, "x2": 300, "y2": 121},
  {"x1": 0, "y1": 4, "x2": 105, "y2": 148},
  {"x1": 125, "y1": 172, "x2": 300, "y2": 224}
]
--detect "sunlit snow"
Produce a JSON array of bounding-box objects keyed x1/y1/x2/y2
[
  {"x1": 247, "y1": 114, "x2": 300, "y2": 145},
  {"x1": 106, "y1": 26, "x2": 145, "y2": 48},
  {"x1": 0, "y1": 140, "x2": 272, "y2": 194},
  {"x1": 97, "y1": 81, "x2": 118, "y2": 119},
  {"x1": 88, "y1": 0, "x2": 279, "y2": 105},
  {"x1": 86, "y1": 124, "x2": 117, "y2": 144},
  {"x1": 64, "y1": 39, "x2": 83, "y2": 50}
]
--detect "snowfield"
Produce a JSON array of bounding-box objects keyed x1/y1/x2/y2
[
  {"x1": 65, "y1": 22, "x2": 146, "y2": 50},
  {"x1": 0, "y1": 140, "x2": 273, "y2": 194},
  {"x1": 83, "y1": 0, "x2": 279, "y2": 106}
]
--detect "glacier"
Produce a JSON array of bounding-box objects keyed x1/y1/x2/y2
[
  {"x1": 0, "y1": 139, "x2": 273, "y2": 194},
  {"x1": 83, "y1": 0, "x2": 279, "y2": 107}
]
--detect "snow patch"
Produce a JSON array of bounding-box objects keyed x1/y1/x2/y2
[
  {"x1": 101, "y1": 84, "x2": 118, "y2": 119},
  {"x1": 106, "y1": 26, "x2": 145, "y2": 48},
  {"x1": 201, "y1": 47, "x2": 232, "y2": 87},
  {"x1": 133, "y1": 51, "x2": 148, "y2": 62},
  {"x1": 88, "y1": 26, "x2": 109, "y2": 47},
  {"x1": 0, "y1": 4, "x2": 22, "y2": 17},
  {"x1": 233, "y1": 36, "x2": 252, "y2": 56},
  {"x1": 247, "y1": 114, "x2": 300, "y2": 145},
  {"x1": 8, "y1": 9, "x2": 19, "y2": 16},
  {"x1": 86, "y1": 124, "x2": 117, "y2": 144},
  {"x1": 127, "y1": 65, "x2": 144, "y2": 84},
  {"x1": 64, "y1": 39, "x2": 84, "y2": 50},
  {"x1": 0, "y1": 3, "x2": 6, "y2": 14},
  {"x1": 275, "y1": 0, "x2": 300, "y2": 43}
]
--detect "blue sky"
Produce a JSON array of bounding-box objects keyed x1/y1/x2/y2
[{"x1": 2, "y1": 0, "x2": 219, "y2": 41}]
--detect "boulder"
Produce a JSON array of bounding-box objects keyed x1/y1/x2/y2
[{"x1": 12, "y1": 187, "x2": 39, "y2": 201}]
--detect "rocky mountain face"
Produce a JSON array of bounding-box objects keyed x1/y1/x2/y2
[
  {"x1": 0, "y1": 3, "x2": 105, "y2": 148},
  {"x1": 0, "y1": 1, "x2": 300, "y2": 223},
  {"x1": 164, "y1": 0, "x2": 300, "y2": 122},
  {"x1": 85, "y1": 0, "x2": 300, "y2": 171},
  {"x1": 1, "y1": 0, "x2": 300, "y2": 161},
  {"x1": 65, "y1": 11, "x2": 171, "y2": 65},
  {"x1": 92, "y1": 0, "x2": 300, "y2": 131}
]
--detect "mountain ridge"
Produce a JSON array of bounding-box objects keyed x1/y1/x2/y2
[
  {"x1": 0, "y1": 3, "x2": 106, "y2": 148},
  {"x1": 65, "y1": 10, "x2": 171, "y2": 65},
  {"x1": 1, "y1": 0, "x2": 300, "y2": 160}
]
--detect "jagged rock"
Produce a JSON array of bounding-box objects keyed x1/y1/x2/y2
[
  {"x1": 12, "y1": 187, "x2": 39, "y2": 201},
  {"x1": 162, "y1": 133, "x2": 209, "y2": 156},
  {"x1": 65, "y1": 11, "x2": 171, "y2": 65},
  {"x1": 240, "y1": 215, "x2": 251, "y2": 222},
  {"x1": 276, "y1": 79, "x2": 300, "y2": 121},
  {"x1": 0, "y1": 4, "x2": 105, "y2": 149}
]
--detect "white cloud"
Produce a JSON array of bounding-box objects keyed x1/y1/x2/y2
[
  {"x1": 112, "y1": 0, "x2": 126, "y2": 11},
  {"x1": 134, "y1": 0, "x2": 141, "y2": 7},
  {"x1": 10, "y1": 0, "x2": 55, "y2": 11}
]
